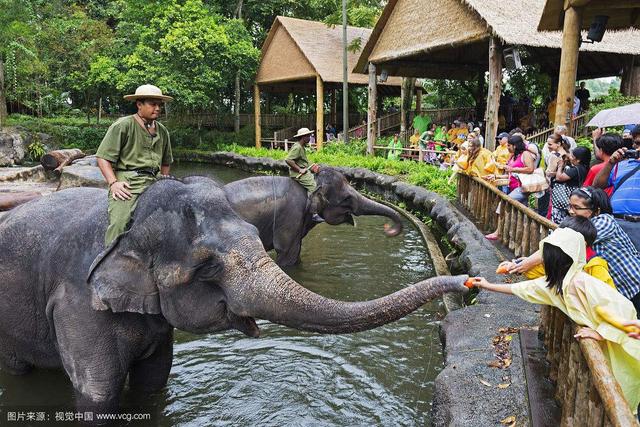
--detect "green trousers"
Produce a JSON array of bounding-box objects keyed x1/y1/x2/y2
[
  {"x1": 291, "y1": 171, "x2": 317, "y2": 193},
  {"x1": 105, "y1": 171, "x2": 157, "y2": 246}
]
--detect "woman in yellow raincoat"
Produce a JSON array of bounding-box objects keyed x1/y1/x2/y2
[
  {"x1": 472, "y1": 228, "x2": 640, "y2": 412},
  {"x1": 459, "y1": 135, "x2": 496, "y2": 178}
]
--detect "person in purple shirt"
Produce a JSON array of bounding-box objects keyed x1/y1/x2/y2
[{"x1": 594, "y1": 125, "x2": 640, "y2": 251}]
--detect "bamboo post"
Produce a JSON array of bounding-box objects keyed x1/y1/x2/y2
[
  {"x1": 514, "y1": 210, "x2": 524, "y2": 257},
  {"x1": 485, "y1": 36, "x2": 503, "y2": 151},
  {"x1": 367, "y1": 63, "x2": 377, "y2": 156},
  {"x1": 521, "y1": 215, "x2": 531, "y2": 256},
  {"x1": 554, "y1": 6, "x2": 583, "y2": 130},
  {"x1": 316, "y1": 76, "x2": 324, "y2": 150},
  {"x1": 530, "y1": 220, "x2": 541, "y2": 255},
  {"x1": 578, "y1": 333, "x2": 640, "y2": 427},
  {"x1": 509, "y1": 209, "x2": 518, "y2": 251},
  {"x1": 254, "y1": 84, "x2": 262, "y2": 148}
]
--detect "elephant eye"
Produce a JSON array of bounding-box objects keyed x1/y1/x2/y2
[{"x1": 194, "y1": 261, "x2": 223, "y2": 282}]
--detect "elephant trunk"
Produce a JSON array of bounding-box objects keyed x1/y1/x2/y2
[
  {"x1": 353, "y1": 196, "x2": 403, "y2": 237},
  {"x1": 224, "y1": 239, "x2": 468, "y2": 334}
]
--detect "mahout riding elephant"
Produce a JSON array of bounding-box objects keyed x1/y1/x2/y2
[
  {"x1": 223, "y1": 167, "x2": 404, "y2": 266},
  {"x1": 0, "y1": 176, "x2": 468, "y2": 415}
]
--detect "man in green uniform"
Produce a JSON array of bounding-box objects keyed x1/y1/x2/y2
[
  {"x1": 96, "y1": 84, "x2": 174, "y2": 245},
  {"x1": 285, "y1": 127, "x2": 322, "y2": 221}
]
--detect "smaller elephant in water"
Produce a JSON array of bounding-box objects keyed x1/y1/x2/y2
[
  {"x1": 224, "y1": 167, "x2": 403, "y2": 266},
  {"x1": 0, "y1": 176, "x2": 468, "y2": 415}
]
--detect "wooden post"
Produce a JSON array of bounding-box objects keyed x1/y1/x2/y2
[
  {"x1": 400, "y1": 77, "x2": 414, "y2": 138},
  {"x1": 254, "y1": 84, "x2": 261, "y2": 148},
  {"x1": 554, "y1": 6, "x2": 583, "y2": 131},
  {"x1": 316, "y1": 75, "x2": 324, "y2": 150},
  {"x1": 367, "y1": 63, "x2": 377, "y2": 156},
  {"x1": 415, "y1": 88, "x2": 422, "y2": 114},
  {"x1": 621, "y1": 56, "x2": 640, "y2": 96},
  {"x1": 484, "y1": 36, "x2": 503, "y2": 151}
]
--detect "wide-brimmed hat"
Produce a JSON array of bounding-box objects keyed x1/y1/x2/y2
[
  {"x1": 123, "y1": 84, "x2": 174, "y2": 102},
  {"x1": 293, "y1": 127, "x2": 314, "y2": 139}
]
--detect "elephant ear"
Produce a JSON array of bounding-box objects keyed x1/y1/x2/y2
[{"x1": 87, "y1": 232, "x2": 161, "y2": 314}]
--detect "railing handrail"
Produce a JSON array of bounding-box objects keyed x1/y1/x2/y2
[
  {"x1": 456, "y1": 173, "x2": 637, "y2": 426},
  {"x1": 525, "y1": 113, "x2": 589, "y2": 145}
]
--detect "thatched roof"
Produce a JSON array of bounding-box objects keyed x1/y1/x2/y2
[
  {"x1": 256, "y1": 16, "x2": 404, "y2": 93},
  {"x1": 538, "y1": 0, "x2": 640, "y2": 32},
  {"x1": 354, "y1": 0, "x2": 640, "y2": 80}
]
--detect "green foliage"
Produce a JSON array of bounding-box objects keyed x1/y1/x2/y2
[
  {"x1": 504, "y1": 64, "x2": 552, "y2": 107},
  {"x1": 200, "y1": 142, "x2": 457, "y2": 199},
  {"x1": 589, "y1": 89, "x2": 640, "y2": 117},
  {"x1": 583, "y1": 78, "x2": 620, "y2": 99},
  {"x1": 422, "y1": 80, "x2": 477, "y2": 109},
  {"x1": 26, "y1": 140, "x2": 46, "y2": 161}
]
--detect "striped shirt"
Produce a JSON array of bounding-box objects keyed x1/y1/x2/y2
[{"x1": 591, "y1": 213, "x2": 640, "y2": 299}]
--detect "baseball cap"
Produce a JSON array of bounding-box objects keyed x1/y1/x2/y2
[{"x1": 496, "y1": 132, "x2": 510, "y2": 139}]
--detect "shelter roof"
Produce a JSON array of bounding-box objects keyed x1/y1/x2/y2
[
  {"x1": 538, "y1": 0, "x2": 640, "y2": 31},
  {"x1": 256, "y1": 16, "x2": 404, "y2": 92},
  {"x1": 354, "y1": 0, "x2": 640, "y2": 80}
]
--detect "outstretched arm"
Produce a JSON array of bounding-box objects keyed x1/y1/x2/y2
[{"x1": 471, "y1": 277, "x2": 514, "y2": 295}]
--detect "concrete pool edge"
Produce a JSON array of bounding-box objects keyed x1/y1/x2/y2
[{"x1": 175, "y1": 151, "x2": 540, "y2": 426}]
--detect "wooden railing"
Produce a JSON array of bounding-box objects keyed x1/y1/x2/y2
[
  {"x1": 525, "y1": 113, "x2": 589, "y2": 147},
  {"x1": 457, "y1": 173, "x2": 638, "y2": 426}
]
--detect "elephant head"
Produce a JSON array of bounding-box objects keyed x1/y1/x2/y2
[
  {"x1": 309, "y1": 168, "x2": 403, "y2": 237},
  {"x1": 88, "y1": 177, "x2": 467, "y2": 337}
]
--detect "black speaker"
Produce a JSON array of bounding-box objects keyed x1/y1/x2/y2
[
  {"x1": 503, "y1": 48, "x2": 522, "y2": 70},
  {"x1": 587, "y1": 15, "x2": 608, "y2": 43}
]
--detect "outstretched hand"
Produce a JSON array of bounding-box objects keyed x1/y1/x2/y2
[{"x1": 623, "y1": 320, "x2": 640, "y2": 339}]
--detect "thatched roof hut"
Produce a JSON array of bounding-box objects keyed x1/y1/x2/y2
[
  {"x1": 253, "y1": 16, "x2": 414, "y2": 148},
  {"x1": 539, "y1": 0, "x2": 640, "y2": 31},
  {"x1": 354, "y1": 0, "x2": 640, "y2": 80},
  {"x1": 256, "y1": 16, "x2": 403, "y2": 94}
]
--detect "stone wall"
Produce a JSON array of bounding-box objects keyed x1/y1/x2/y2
[{"x1": 176, "y1": 151, "x2": 540, "y2": 426}]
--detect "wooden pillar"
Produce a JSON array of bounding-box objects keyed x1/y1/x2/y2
[
  {"x1": 621, "y1": 56, "x2": 640, "y2": 96},
  {"x1": 554, "y1": 6, "x2": 583, "y2": 131},
  {"x1": 400, "y1": 77, "x2": 412, "y2": 137},
  {"x1": 254, "y1": 84, "x2": 261, "y2": 148},
  {"x1": 316, "y1": 75, "x2": 324, "y2": 150},
  {"x1": 331, "y1": 89, "x2": 337, "y2": 126},
  {"x1": 367, "y1": 63, "x2": 377, "y2": 156},
  {"x1": 415, "y1": 88, "x2": 422, "y2": 114},
  {"x1": 484, "y1": 36, "x2": 503, "y2": 151}
]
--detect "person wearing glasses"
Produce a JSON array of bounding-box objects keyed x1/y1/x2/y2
[{"x1": 96, "y1": 84, "x2": 174, "y2": 245}]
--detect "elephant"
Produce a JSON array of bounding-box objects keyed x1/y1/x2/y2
[
  {"x1": 223, "y1": 167, "x2": 404, "y2": 266},
  {"x1": 0, "y1": 175, "x2": 468, "y2": 415}
]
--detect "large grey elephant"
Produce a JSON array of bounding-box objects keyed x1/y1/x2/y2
[
  {"x1": 0, "y1": 176, "x2": 467, "y2": 415},
  {"x1": 224, "y1": 167, "x2": 404, "y2": 266}
]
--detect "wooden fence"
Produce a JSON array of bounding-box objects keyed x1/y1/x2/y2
[
  {"x1": 457, "y1": 173, "x2": 638, "y2": 426},
  {"x1": 525, "y1": 113, "x2": 589, "y2": 147}
]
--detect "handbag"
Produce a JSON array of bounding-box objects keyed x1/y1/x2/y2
[{"x1": 514, "y1": 168, "x2": 549, "y2": 193}]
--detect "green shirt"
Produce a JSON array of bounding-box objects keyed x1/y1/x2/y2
[
  {"x1": 285, "y1": 143, "x2": 310, "y2": 177},
  {"x1": 96, "y1": 115, "x2": 173, "y2": 171}
]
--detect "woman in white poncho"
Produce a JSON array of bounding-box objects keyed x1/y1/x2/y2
[{"x1": 472, "y1": 227, "x2": 640, "y2": 412}]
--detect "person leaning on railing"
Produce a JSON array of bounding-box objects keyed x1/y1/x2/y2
[
  {"x1": 593, "y1": 124, "x2": 640, "y2": 252},
  {"x1": 458, "y1": 136, "x2": 495, "y2": 178},
  {"x1": 472, "y1": 228, "x2": 640, "y2": 414},
  {"x1": 485, "y1": 135, "x2": 536, "y2": 240}
]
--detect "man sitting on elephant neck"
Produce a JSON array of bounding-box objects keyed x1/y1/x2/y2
[
  {"x1": 96, "y1": 84, "x2": 174, "y2": 246},
  {"x1": 285, "y1": 128, "x2": 323, "y2": 222}
]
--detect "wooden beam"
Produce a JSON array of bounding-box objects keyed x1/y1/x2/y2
[
  {"x1": 254, "y1": 84, "x2": 261, "y2": 148},
  {"x1": 367, "y1": 63, "x2": 377, "y2": 156},
  {"x1": 484, "y1": 36, "x2": 503, "y2": 151},
  {"x1": 316, "y1": 76, "x2": 324, "y2": 151},
  {"x1": 555, "y1": 6, "x2": 583, "y2": 130},
  {"x1": 565, "y1": 0, "x2": 591, "y2": 10}
]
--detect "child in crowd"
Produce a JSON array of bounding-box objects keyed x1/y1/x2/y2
[
  {"x1": 499, "y1": 216, "x2": 614, "y2": 288},
  {"x1": 472, "y1": 228, "x2": 640, "y2": 413}
]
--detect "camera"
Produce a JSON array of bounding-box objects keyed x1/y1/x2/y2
[{"x1": 624, "y1": 149, "x2": 640, "y2": 159}]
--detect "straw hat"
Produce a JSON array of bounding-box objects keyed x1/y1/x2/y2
[
  {"x1": 123, "y1": 84, "x2": 174, "y2": 102},
  {"x1": 293, "y1": 127, "x2": 314, "y2": 139}
]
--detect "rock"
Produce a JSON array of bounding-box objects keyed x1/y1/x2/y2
[
  {"x1": 0, "y1": 129, "x2": 26, "y2": 166},
  {"x1": 71, "y1": 155, "x2": 98, "y2": 167},
  {"x1": 57, "y1": 165, "x2": 107, "y2": 191}
]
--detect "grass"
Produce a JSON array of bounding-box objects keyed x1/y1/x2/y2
[{"x1": 177, "y1": 139, "x2": 457, "y2": 199}]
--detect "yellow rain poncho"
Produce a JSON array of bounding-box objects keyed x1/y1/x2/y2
[{"x1": 511, "y1": 228, "x2": 640, "y2": 411}]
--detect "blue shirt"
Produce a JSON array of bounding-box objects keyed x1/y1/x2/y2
[
  {"x1": 608, "y1": 159, "x2": 640, "y2": 215},
  {"x1": 591, "y1": 214, "x2": 640, "y2": 299}
]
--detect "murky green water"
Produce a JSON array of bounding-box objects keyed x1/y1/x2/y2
[{"x1": 0, "y1": 163, "x2": 444, "y2": 426}]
